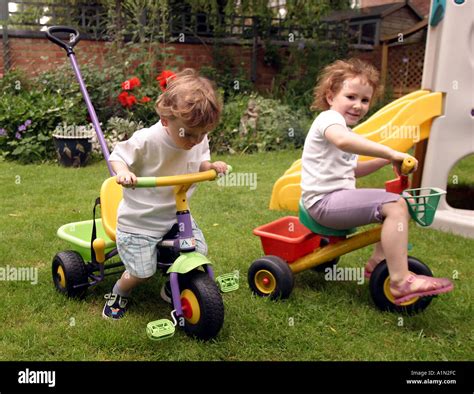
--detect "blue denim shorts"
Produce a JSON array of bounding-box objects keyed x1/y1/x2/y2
[{"x1": 116, "y1": 218, "x2": 207, "y2": 279}]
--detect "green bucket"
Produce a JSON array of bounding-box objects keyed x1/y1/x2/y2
[{"x1": 403, "y1": 187, "x2": 446, "y2": 227}]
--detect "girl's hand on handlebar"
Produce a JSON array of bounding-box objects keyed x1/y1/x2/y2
[
  {"x1": 210, "y1": 161, "x2": 228, "y2": 174},
  {"x1": 390, "y1": 151, "x2": 418, "y2": 175},
  {"x1": 116, "y1": 170, "x2": 137, "y2": 188}
]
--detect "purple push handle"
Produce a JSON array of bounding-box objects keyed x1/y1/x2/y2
[
  {"x1": 68, "y1": 54, "x2": 114, "y2": 176},
  {"x1": 45, "y1": 26, "x2": 114, "y2": 176}
]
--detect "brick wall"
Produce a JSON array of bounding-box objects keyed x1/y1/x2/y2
[{"x1": 0, "y1": 35, "x2": 277, "y2": 91}]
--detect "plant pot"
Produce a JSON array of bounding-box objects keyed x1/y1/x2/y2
[{"x1": 53, "y1": 136, "x2": 92, "y2": 167}]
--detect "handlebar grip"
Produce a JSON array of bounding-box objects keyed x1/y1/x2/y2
[
  {"x1": 133, "y1": 166, "x2": 233, "y2": 188},
  {"x1": 45, "y1": 26, "x2": 80, "y2": 54},
  {"x1": 401, "y1": 157, "x2": 416, "y2": 175}
]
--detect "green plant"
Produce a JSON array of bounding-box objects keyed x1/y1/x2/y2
[
  {"x1": 212, "y1": 93, "x2": 311, "y2": 154},
  {"x1": 91, "y1": 116, "x2": 144, "y2": 155},
  {"x1": 271, "y1": 40, "x2": 349, "y2": 112},
  {"x1": 0, "y1": 90, "x2": 69, "y2": 163}
]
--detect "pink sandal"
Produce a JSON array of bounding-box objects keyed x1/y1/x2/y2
[
  {"x1": 390, "y1": 274, "x2": 454, "y2": 305},
  {"x1": 364, "y1": 266, "x2": 372, "y2": 279},
  {"x1": 364, "y1": 260, "x2": 381, "y2": 279}
]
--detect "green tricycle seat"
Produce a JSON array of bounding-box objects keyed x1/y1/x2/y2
[{"x1": 298, "y1": 199, "x2": 357, "y2": 237}]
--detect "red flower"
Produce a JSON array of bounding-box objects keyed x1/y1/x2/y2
[
  {"x1": 140, "y1": 96, "x2": 151, "y2": 103},
  {"x1": 156, "y1": 70, "x2": 176, "y2": 91},
  {"x1": 125, "y1": 94, "x2": 138, "y2": 108},
  {"x1": 118, "y1": 91, "x2": 129, "y2": 106},
  {"x1": 121, "y1": 77, "x2": 141, "y2": 91},
  {"x1": 118, "y1": 91, "x2": 138, "y2": 108}
]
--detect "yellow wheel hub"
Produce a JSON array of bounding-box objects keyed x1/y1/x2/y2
[
  {"x1": 180, "y1": 289, "x2": 201, "y2": 325},
  {"x1": 383, "y1": 274, "x2": 419, "y2": 306},
  {"x1": 57, "y1": 266, "x2": 66, "y2": 288},
  {"x1": 255, "y1": 270, "x2": 277, "y2": 294}
]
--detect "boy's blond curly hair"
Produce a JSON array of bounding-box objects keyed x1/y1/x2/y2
[
  {"x1": 311, "y1": 58, "x2": 382, "y2": 111},
  {"x1": 155, "y1": 68, "x2": 222, "y2": 130}
]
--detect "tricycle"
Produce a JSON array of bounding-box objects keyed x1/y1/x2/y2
[
  {"x1": 248, "y1": 157, "x2": 447, "y2": 314},
  {"x1": 46, "y1": 26, "x2": 237, "y2": 341}
]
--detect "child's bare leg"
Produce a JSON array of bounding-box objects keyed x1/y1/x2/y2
[
  {"x1": 379, "y1": 198, "x2": 450, "y2": 297},
  {"x1": 380, "y1": 199, "x2": 410, "y2": 284},
  {"x1": 115, "y1": 271, "x2": 149, "y2": 295},
  {"x1": 366, "y1": 242, "x2": 385, "y2": 273}
]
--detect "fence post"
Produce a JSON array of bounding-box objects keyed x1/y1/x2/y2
[
  {"x1": 0, "y1": 0, "x2": 11, "y2": 73},
  {"x1": 251, "y1": 16, "x2": 258, "y2": 83}
]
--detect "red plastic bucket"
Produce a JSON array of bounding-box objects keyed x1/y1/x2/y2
[{"x1": 253, "y1": 216, "x2": 321, "y2": 263}]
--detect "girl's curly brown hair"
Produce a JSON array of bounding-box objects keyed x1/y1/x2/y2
[{"x1": 311, "y1": 58, "x2": 382, "y2": 111}]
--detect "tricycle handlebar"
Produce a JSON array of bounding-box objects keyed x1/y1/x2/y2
[
  {"x1": 401, "y1": 157, "x2": 416, "y2": 176},
  {"x1": 135, "y1": 165, "x2": 233, "y2": 188},
  {"x1": 45, "y1": 26, "x2": 80, "y2": 55}
]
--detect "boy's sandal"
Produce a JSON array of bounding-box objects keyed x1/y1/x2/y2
[{"x1": 390, "y1": 274, "x2": 454, "y2": 305}]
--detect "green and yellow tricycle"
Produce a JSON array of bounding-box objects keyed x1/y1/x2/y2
[{"x1": 47, "y1": 25, "x2": 237, "y2": 341}]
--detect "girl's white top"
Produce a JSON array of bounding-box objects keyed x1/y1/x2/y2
[{"x1": 301, "y1": 110, "x2": 358, "y2": 209}]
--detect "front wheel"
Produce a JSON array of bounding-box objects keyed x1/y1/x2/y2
[
  {"x1": 178, "y1": 271, "x2": 224, "y2": 341},
  {"x1": 248, "y1": 255, "x2": 294, "y2": 300},
  {"x1": 52, "y1": 251, "x2": 89, "y2": 299},
  {"x1": 369, "y1": 256, "x2": 434, "y2": 314}
]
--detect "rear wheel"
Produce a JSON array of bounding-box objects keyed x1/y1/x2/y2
[
  {"x1": 248, "y1": 255, "x2": 294, "y2": 300},
  {"x1": 369, "y1": 256, "x2": 434, "y2": 314},
  {"x1": 178, "y1": 271, "x2": 224, "y2": 341},
  {"x1": 52, "y1": 251, "x2": 88, "y2": 299}
]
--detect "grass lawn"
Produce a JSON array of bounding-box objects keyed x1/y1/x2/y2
[{"x1": 0, "y1": 150, "x2": 472, "y2": 361}]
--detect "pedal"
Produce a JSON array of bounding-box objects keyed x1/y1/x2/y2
[
  {"x1": 146, "y1": 319, "x2": 175, "y2": 340},
  {"x1": 216, "y1": 272, "x2": 239, "y2": 293}
]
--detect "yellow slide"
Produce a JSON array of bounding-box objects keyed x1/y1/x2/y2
[{"x1": 269, "y1": 90, "x2": 443, "y2": 211}]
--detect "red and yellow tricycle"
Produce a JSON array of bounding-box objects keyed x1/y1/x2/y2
[{"x1": 248, "y1": 157, "x2": 446, "y2": 314}]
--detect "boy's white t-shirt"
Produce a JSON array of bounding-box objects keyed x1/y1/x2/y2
[
  {"x1": 301, "y1": 110, "x2": 358, "y2": 209},
  {"x1": 109, "y1": 120, "x2": 210, "y2": 237}
]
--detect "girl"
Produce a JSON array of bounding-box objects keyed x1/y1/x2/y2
[{"x1": 301, "y1": 58, "x2": 453, "y2": 304}]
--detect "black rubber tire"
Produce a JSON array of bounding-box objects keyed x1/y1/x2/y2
[
  {"x1": 370, "y1": 256, "x2": 434, "y2": 314},
  {"x1": 248, "y1": 255, "x2": 294, "y2": 300},
  {"x1": 52, "y1": 251, "x2": 89, "y2": 299},
  {"x1": 311, "y1": 257, "x2": 340, "y2": 273},
  {"x1": 178, "y1": 271, "x2": 224, "y2": 341}
]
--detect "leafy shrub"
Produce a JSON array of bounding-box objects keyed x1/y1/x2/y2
[
  {"x1": 91, "y1": 117, "x2": 144, "y2": 156},
  {"x1": 212, "y1": 93, "x2": 311, "y2": 154},
  {"x1": 0, "y1": 89, "x2": 70, "y2": 163}
]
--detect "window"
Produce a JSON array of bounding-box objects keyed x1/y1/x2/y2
[{"x1": 348, "y1": 19, "x2": 379, "y2": 47}]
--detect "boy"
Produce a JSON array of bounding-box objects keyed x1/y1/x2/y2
[{"x1": 103, "y1": 69, "x2": 228, "y2": 319}]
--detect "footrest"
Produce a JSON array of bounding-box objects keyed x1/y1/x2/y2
[
  {"x1": 216, "y1": 272, "x2": 239, "y2": 293},
  {"x1": 146, "y1": 319, "x2": 176, "y2": 340}
]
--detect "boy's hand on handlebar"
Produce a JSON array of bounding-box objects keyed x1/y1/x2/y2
[
  {"x1": 210, "y1": 161, "x2": 228, "y2": 174},
  {"x1": 390, "y1": 151, "x2": 418, "y2": 174},
  {"x1": 116, "y1": 170, "x2": 137, "y2": 188}
]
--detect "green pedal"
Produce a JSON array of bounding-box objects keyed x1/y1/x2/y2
[
  {"x1": 146, "y1": 319, "x2": 175, "y2": 340},
  {"x1": 216, "y1": 272, "x2": 239, "y2": 293}
]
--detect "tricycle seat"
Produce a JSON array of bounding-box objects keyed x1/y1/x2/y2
[
  {"x1": 100, "y1": 177, "x2": 123, "y2": 242},
  {"x1": 298, "y1": 199, "x2": 357, "y2": 237}
]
